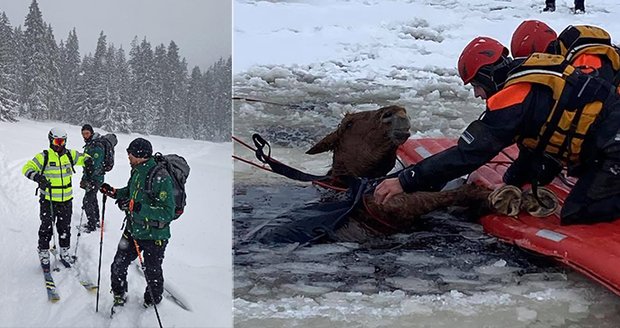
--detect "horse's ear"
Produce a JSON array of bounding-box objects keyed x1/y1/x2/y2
[{"x1": 306, "y1": 131, "x2": 338, "y2": 154}]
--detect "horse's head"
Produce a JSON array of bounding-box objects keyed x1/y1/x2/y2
[{"x1": 307, "y1": 105, "x2": 411, "y2": 179}]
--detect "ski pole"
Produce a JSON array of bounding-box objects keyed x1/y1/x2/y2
[
  {"x1": 48, "y1": 187, "x2": 60, "y2": 272},
  {"x1": 73, "y1": 209, "x2": 85, "y2": 260},
  {"x1": 133, "y1": 240, "x2": 163, "y2": 328},
  {"x1": 95, "y1": 194, "x2": 107, "y2": 312}
]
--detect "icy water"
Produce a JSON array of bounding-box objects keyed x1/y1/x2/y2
[{"x1": 233, "y1": 66, "x2": 620, "y2": 327}]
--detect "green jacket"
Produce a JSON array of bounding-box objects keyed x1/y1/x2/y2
[
  {"x1": 81, "y1": 133, "x2": 106, "y2": 185},
  {"x1": 116, "y1": 157, "x2": 175, "y2": 240},
  {"x1": 22, "y1": 148, "x2": 89, "y2": 202}
]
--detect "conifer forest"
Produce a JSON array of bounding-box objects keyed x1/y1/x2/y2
[{"x1": 0, "y1": 1, "x2": 231, "y2": 141}]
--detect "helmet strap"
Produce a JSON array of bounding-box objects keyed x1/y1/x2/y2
[{"x1": 474, "y1": 56, "x2": 513, "y2": 97}]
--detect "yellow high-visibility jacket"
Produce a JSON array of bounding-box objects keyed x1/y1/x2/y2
[{"x1": 22, "y1": 148, "x2": 89, "y2": 202}]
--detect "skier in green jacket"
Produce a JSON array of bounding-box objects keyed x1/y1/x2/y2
[
  {"x1": 80, "y1": 124, "x2": 106, "y2": 233},
  {"x1": 100, "y1": 137, "x2": 175, "y2": 308}
]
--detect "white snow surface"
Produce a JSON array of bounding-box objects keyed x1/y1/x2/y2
[
  {"x1": 233, "y1": 0, "x2": 620, "y2": 326},
  {"x1": 235, "y1": 0, "x2": 620, "y2": 74},
  {"x1": 0, "y1": 120, "x2": 232, "y2": 327}
]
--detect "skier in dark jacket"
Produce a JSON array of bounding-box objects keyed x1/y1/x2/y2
[
  {"x1": 100, "y1": 137, "x2": 175, "y2": 308},
  {"x1": 80, "y1": 124, "x2": 105, "y2": 233},
  {"x1": 374, "y1": 37, "x2": 620, "y2": 225}
]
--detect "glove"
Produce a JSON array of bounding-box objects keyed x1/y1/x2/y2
[
  {"x1": 80, "y1": 179, "x2": 95, "y2": 191},
  {"x1": 84, "y1": 157, "x2": 95, "y2": 175},
  {"x1": 130, "y1": 201, "x2": 142, "y2": 213},
  {"x1": 99, "y1": 183, "x2": 116, "y2": 198},
  {"x1": 35, "y1": 173, "x2": 51, "y2": 190},
  {"x1": 116, "y1": 198, "x2": 130, "y2": 211}
]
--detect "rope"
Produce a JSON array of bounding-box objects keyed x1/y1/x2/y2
[
  {"x1": 232, "y1": 155, "x2": 273, "y2": 173},
  {"x1": 232, "y1": 96, "x2": 294, "y2": 108}
]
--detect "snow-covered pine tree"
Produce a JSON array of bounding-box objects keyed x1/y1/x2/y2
[
  {"x1": 59, "y1": 28, "x2": 81, "y2": 123},
  {"x1": 23, "y1": 0, "x2": 50, "y2": 119},
  {"x1": 0, "y1": 12, "x2": 19, "y2": 121},
  {"x1": 218, "y1": 56, "x2": 232, "y2": 141},
  {"x1": 99, "y1": 44, "x2": 131, "y2": 133},
  {"x1": 152, "y1": 43, "x2": 167, "y2": 136},
  {"x1": 13, "y1": 26, "x2": 26, "y2": 110},
  {"x1": 44, "y1": 24, "x2": 62, "y2": 120},
  {"x1": 202, "y1": 56, "x2": 232, "y2": 141},
  {"x1": 163, "y1": 41, "x2": 188, "y2": 138},
  {"x1": 129, "y1": 37, "x2": 158, "y2": 135},
  {"x1": 90, "y1": 31, "x2": 110, "y2": 127},
  {"x1": 71, "y1": 54, "x2": 94, "y2": 124},
  {"x1": 186, "y1": 66, "x2": 205, "y2": 139}
]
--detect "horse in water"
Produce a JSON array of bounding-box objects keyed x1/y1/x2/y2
[{"x1": 254, "y1": 105, "x2": 515, "y2": 244}]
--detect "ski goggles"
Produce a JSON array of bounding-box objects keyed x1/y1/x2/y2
[{"x1": 51, "y1": 138, "x2": 66, "y2": 146}]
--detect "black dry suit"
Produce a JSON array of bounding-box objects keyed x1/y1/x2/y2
[
  {"x1": 253, "y1": 178, "x2": 371, "y2": 244},
  {"x1": 398, "y1": 53, "x2": 620, "y2": 225}
]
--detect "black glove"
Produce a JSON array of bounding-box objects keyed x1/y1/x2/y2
[
  {"x1": 116, "y1": 198, "x2": 130, "y2": 211},
  {"x1": 131, "y1": 201, "x2": 142, "y2": 213},
  {"x1": 35, "y1": 173, "x2": 51, "y2": 190},
  {"x1": 99, "y1": 183, "x2": 116, "y2": 198},
  {"x1": 84, "y1": 157, "x2": 95, "y2": 175},
  {"x1": 80, "y1": 179, "x2": 94, "y2": 191}
]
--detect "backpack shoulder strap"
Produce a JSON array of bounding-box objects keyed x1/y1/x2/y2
[
  {"x1": 65, "y1": 150, "x2": 76, "y2": 173},
  {"x1": 42, "y1": 150, "x2": 48, "y2": 172},
  {"x1": 144, "y1": 162, "x2": 166, "y2": 198}
]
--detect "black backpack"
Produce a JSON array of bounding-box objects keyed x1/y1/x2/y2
[
  {"x1": 144, "y1": 152, "x2": 190, "y2": 220},
  {"x1": 91, "y1": 134, "x2": 117, "y2": 172}
]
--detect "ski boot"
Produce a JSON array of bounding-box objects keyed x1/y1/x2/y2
[
  {"x1": 542, "y1": 4, "x2": 555, "y2": 12},
  {"x1": 110, "y1": 293, "x2": 127, "y2": 318},
  {"x1": 59, "y1": 247, "x2": 74, "y2": 268},
  {"x1": 79, "y1": 222, "x2": 99, "y2": 233},
  {"x1": 38, "y1": 249, "x2": 51, "y2": 272},
  {"x1": 143, "y1": 292, "x2": 162, "y2": 308},
  {"x1": 573, "y1": 7, "x2": 585, "y2": 14}
]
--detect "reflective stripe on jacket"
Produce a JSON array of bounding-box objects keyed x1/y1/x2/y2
[
  {"x1": 22, "y1": 148, "x2": 88, "y2": 202},
  {"x1": 504, "y1": 53, "x2": 612, "y2": 165}
]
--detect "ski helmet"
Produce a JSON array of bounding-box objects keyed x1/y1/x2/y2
[
  {"x1": 511, "y1": 20, "x2": 557, "y2": 58},
  {"x1": 458, "y1": 37, "x2": 512, "y2": 97},
  {"x1": 48, "y1": 127, "x2": 67, "y2": 147}
]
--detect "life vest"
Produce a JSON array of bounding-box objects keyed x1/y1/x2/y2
[
  {"x1": 557, "y1": 25, "x2": 620, "y2": 89},
  {"x1": 504, "y1": 53, "x2": 613, "y2": 165}
]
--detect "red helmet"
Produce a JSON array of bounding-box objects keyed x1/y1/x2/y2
[
  {"x1": 458, "y1": 37, "x2": 509, "y2": 85},
  {"x1": 511, "y1": 20, "x2": 557, "y2": 58}
]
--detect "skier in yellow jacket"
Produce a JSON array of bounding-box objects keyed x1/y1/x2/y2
[{"x1": 22, "y1": 127, "x2": 92, "y2": 271}]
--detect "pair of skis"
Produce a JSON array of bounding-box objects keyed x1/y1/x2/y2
[
  {"x1": 41, "y1": 257, "x2": 98, "y2": 302},
  {"x1": 110, "y1": 264, "x2": 192, "y2": 319},
  {"x1": 43, "y1": 260, "x2": 191, "y2": 314}
]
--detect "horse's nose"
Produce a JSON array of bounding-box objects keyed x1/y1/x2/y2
[
  {"x1": 392, "y1": 114, "x2": 411, "y2": 130},
  {"x1": 392, "y1": 108, "x2": 410, "y2": 127}
]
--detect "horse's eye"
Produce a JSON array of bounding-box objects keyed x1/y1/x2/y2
[
  {"x1": 382, "y1": 112, "x2": 393, "y2": 119},
  {"x1": 345, "y1": 121, "x2": 353, "y2": 129}
]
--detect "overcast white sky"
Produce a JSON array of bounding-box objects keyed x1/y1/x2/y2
[{"x1": 1, "y1": 0, "x2": 231, "y2": 70}]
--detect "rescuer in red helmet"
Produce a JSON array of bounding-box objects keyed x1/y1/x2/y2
[{"x1": 375, "y1": 36, "x2": 620, "y2": 225}]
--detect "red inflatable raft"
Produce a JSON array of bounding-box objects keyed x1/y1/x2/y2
[{"x1": 397, "y1": 138, "x2": 620, "y2": 296}]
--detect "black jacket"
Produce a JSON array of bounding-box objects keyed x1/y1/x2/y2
[{"x1": 398, "y1": 83, "x2": 555, "y2": 192}]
